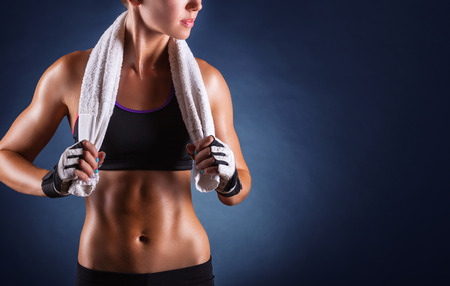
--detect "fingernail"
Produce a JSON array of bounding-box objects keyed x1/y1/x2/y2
[
  {"x1": 194, "y1": 150, "x2": 198, "y2": 155},
  {"x1": 92, "y1": 173, "x2": 96, "y2": 178},
  {"x1": 96, "y1": 157, "x2": 99, "y2": 163},
  {"x1": 95, "y1": 169, "x2": 98, "y2": 174},
  {"x1": 200, "y1": 170, "x2": 204, "y2": 174}
]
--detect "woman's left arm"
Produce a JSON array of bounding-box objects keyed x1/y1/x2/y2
[{"x1": 193, "y1": 58, "x2": 251, "y2": 206}]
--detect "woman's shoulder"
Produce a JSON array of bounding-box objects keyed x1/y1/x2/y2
[
  {"x1": 38, "y1": 49, "x2": 92, "y2": 92},
  {"x1": 48, "y1": 49, "x2": 92, "y2": 84},
  {"x1": 60, "y1": 49, "x2": 92, "y2": 67},
  {"x1": 195, "y1": 57, "x2": 221, "y2": 83},
  {"x1": 37, "y1": 49, "x2": 92, "y2": 105},
  {"x1": 29, "y1": 49, "x2": 93, "y2": 115},
  {"x1": 195, "y1": 57, "x2": 231, "y2": 108}
]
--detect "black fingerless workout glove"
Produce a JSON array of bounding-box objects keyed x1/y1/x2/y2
[
  {"x1": 41, "y1": 141, "x2": 84, "y2": 198},
  {"x1": 208, "y1": 137, "x2": 242, "y2": 197}
]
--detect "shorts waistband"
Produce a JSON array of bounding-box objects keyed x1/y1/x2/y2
[{"x1": 76, "y1": 256, "x2": 213, "y2": 286}]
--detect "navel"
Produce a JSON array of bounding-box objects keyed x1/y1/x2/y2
[{"x1": 137, "y1": 235, "x2": 150, "y2": 244}]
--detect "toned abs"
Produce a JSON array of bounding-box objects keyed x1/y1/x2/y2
[{"x1": 79, "y1": 170, "x2": 211, "y2": 273}]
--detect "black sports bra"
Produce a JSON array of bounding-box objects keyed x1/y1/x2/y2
[{"x1": 73, "y1": 87, "x2": 193, "y2": 171}]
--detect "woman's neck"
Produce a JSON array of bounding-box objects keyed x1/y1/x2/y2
[{"x1": 123, "y1": 10, "x2": 171, "y2": 78}]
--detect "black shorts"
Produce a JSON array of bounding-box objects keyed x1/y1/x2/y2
[{"x1": 76, "y1": 256, "x2": 215, "y2": 286}]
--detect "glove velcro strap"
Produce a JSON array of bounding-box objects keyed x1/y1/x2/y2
[
  {"x1": 41, "y1": 169, "x2": 69, "y2": 198},
  {"x1": 217, "y1": 170, "x2": 242, "y2": 197}
]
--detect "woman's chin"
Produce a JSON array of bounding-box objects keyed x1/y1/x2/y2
[
  {"x1": 172, "y1": 34, "x2": 191, "y2": 41},
  {"x1": 170, "y1": 29, "x2": 192, "y2": 40}
]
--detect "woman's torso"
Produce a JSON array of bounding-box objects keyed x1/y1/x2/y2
[{"x1": 65, "y1": 49, "x2": 211, "y2": 273}]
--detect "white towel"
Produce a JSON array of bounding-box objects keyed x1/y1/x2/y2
[{"x1": 68, "y1": 11, "x2": 220, "y2": 197}]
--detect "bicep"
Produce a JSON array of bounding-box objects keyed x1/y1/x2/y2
[
  {"x1": 0, "y1": 67, "x2": 67, "y2": 162},
  {"x1": 198, "y1": 59, "x2": 249, "y2": 172}
]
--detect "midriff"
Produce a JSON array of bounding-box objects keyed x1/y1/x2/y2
[{"x1": 77, "y1": 169, "x2": 211, "y2": 273}]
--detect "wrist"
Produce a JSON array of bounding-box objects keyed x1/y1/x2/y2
[
  {"x1": 216, "y1": 168, "x2": 242, "y2": 197},
  {"x1": 41, "y1": 169, "x2": 70, "y2": 198}
]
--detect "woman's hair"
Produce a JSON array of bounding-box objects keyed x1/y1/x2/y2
[{"x1": 120, "y1": 0, "x2": 129, "y2": 8}]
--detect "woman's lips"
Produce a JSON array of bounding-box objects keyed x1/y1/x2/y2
[{"x1": 181, "y1": 19, "x2": 195, "y2": 28}]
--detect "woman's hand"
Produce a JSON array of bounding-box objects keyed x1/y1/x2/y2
[
  {"x1": 186, "y1": 135, "x2": 219, "y2": 175},
  {"x1": 187, "y1": 135, "x2": 235, "y2": 177},
  {"x1": 41, "y1": 140, "x2": 106, "y2": 197},
  {"x1": 186, "y1": 135, "x2": 241, "y2": 197},
  {"x1": 73, "y1": 140, "x2": 106, "y2": 182}
]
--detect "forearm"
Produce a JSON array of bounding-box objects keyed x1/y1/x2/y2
[
  {"x1": 217, "y1": 168, "x2": 251, "y2": 206},
  {"x1": 0, "y1": 150, "x2": 48, "y2": 197}
]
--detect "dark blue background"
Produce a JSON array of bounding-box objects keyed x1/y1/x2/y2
[{"x1": 0, "y1": 1, "x2": 449, "y2": 285}]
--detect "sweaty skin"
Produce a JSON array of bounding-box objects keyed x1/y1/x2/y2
[{"x1": 0, "y1": 0, "x2": 251, "y2": 273}]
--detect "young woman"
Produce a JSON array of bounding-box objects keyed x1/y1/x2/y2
[{"x1": 0, "y1": 0, "x2": 251, "y2": 285}]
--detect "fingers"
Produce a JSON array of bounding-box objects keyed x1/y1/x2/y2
[
  {"x1": 186, "y1": 143, "x2": 196, "y2": 159},
  {"x1": 190, "y1": 135, "x2": 220, "y2": 175},
  {"x1": 190, "y1": 135, "x2": 215, "y2": 161},
  {"x1": 98, "y1": 151, "x2": 106, "y2": 166},
  {"x1": 200, "y1": 165, "x2": 219, "y2": 175},
  {"x1": 195, "y1": 147, "x2": 211, "y2": 166},
  {"x1": 83, "y1": 149, "x2": 97, "y2": 172},
  {"x1": 74, "y1": 140, "x2": 101, "y2": 182},
  {"x1": 75, "y1": 160, "x2": 94, "y2": 182},
  {"x1": 187, "y1": 137, "x2": 214, "y2": 164},
  {"x1": 195, "y1": 135, "x2": 215, "y2": 153},
  {"x1": 82, "y1": 140, "x2": 99, "y2": 159},
  {"x1": 196, "y1": 157, "x2": 219, "y2": 175}
]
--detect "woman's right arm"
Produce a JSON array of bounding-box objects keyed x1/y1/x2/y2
[{"x1": 0, "y1": 56, "x2": 73, "y2": 197}]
